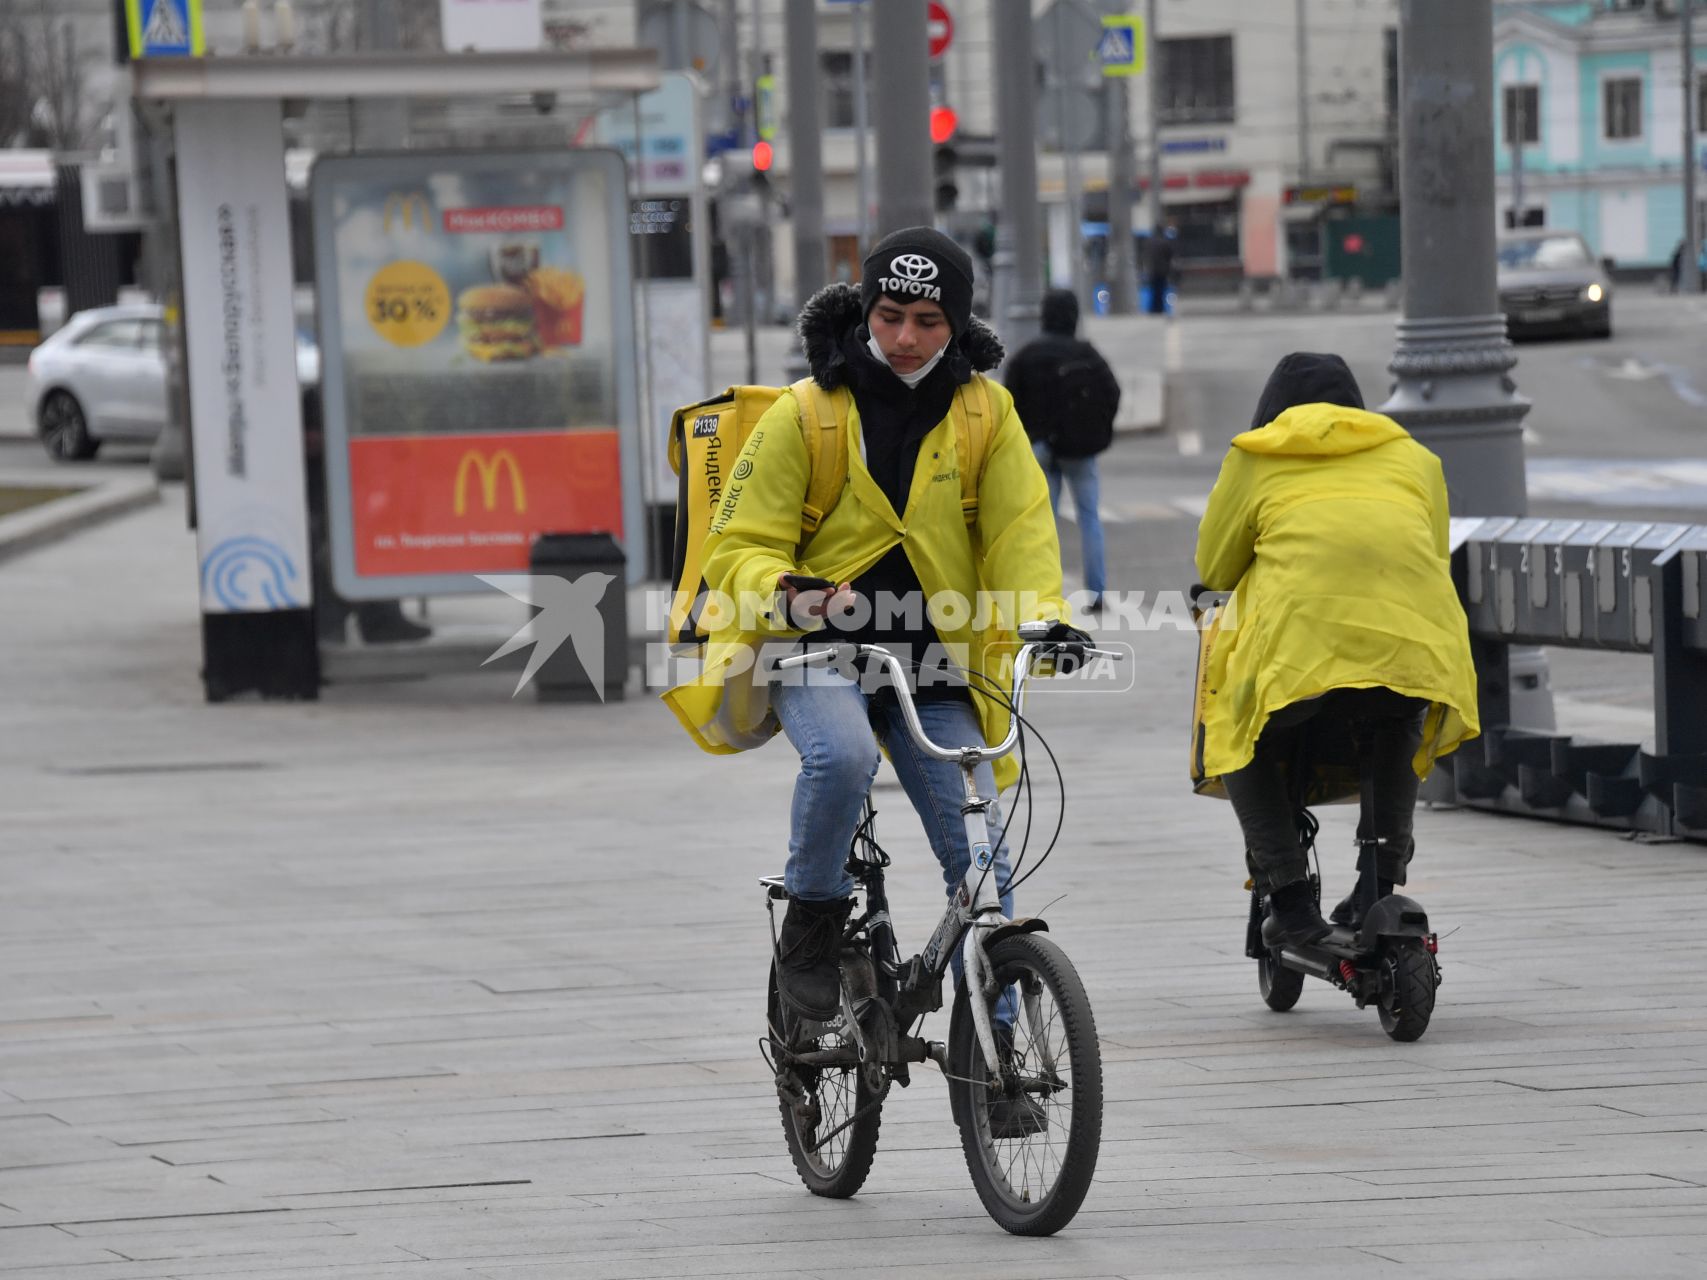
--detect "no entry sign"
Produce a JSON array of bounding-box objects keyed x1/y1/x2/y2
[{"x1": 928, "y1": 3, "x2": 953, "y2": 59}]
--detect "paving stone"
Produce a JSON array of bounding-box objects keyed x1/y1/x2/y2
[{"x1": 4, "y1": 500, "x2": 1707, "y2": 1277}]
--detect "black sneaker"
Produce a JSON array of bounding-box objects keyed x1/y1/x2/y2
[
  {"x1": 1261, "y1": 880, "x2": 1331, "y2": 948},
  {"x1": 1330, "y1": 878, "x2": 1395, "y2": 928},
  {"x1": 987, "y1": 1024, "x2": 1048, "y2": 1140},
  {"x1": 775, "y1": 897, "x2": 853, "y2": 1021}
]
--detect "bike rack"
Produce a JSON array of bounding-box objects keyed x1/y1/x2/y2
[{"x1": 1441, "y1": 517, "x2": 1707, "y2": 839}]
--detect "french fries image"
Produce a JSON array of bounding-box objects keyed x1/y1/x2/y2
[{"x1": 525, "y1": 266, "x2": 586, "y2": 348}]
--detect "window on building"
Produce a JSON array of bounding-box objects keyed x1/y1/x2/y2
[
  {"x1": 1603, "y1": 76, "x2": 1642, "y2": 140},
  {"x1": 821, "y1": 51, "x2": 868, "y2": 130},
  {"x1": 1159, "y1": 35, "x2": 1235, "y2": 125},
  {"x1": 1503, "y1": 85, "x2": 1540, "y2": 145}
]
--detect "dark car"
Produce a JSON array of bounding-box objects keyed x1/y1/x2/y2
[{"x1": 1496, "y1": 231, "x2": 1613, "y2": 340}]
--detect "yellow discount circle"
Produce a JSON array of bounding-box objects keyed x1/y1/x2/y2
[{"x1": 365, "y1": 260, "x2": 451, "y2": 347}]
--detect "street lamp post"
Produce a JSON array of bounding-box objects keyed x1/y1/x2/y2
[
  {"x1": 992, "y1": 0, "x2": 1045, "y2": 350},
  {"x1": 1380, "y1": 0, "x2": 1529, "y2": 517},
  {"x1": 871, "y1": 0, "x2": 932, "y2": 236},
  {"x1": 1380, "y1": 0, "x2": 1552, "y2": 732}
]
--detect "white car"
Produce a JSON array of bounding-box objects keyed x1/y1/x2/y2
[{"x1": 25, "y1": 303, "x2": 319, "y2": 461}]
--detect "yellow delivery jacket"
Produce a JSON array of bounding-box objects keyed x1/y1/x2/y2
[{"x1": 662, "y1": 378, "x2": 1069, "y2": 792}]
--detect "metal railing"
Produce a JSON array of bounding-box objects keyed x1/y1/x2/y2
[{"x1": 1443, "y1": 516, "x2": 1707, "y2": 839}]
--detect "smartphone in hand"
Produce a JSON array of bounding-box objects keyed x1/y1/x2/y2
[{"x1": 780, "y1": 573, "x2": 836, "y2": 593}]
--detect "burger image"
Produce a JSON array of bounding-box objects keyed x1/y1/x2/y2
[{"x1": 456, "y1": 284, "x2": 539, "y2": 362}]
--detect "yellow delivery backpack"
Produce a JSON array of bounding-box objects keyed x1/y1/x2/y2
[{"x1": 666, "y1": 376, "x2": 995, "y2": 649}]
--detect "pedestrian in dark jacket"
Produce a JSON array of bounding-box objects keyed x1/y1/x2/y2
[{"x1": 1004, "y1": 288, "x2": 1121, "y2": 610}]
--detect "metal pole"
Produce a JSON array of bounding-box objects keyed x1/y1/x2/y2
[
  {"x1": 1105, "y1": 69, "x2": 1136, "y2": 314},
  {"x1": 744, "y1": 223, "x2": 758, "y2": 382},
  {"x1": 1051, "y1": 7, "x2": 1086, "y2": 304},
  {"x1": 1145, "y1": 0, "x2": 1162, "y2": 238},
  {"x1": 852, "y1": 0, "x2": 871, "y2": 253},
  {"x1": 1381, "y1": 0, "x2": 1530, "y2": 514},
  {"x1": 871, "y1": 0, "x2": 932, "y2": 235},
  {"x1": 743, "y1": 0, "x2": 761, "y2": 365},
  {"x1": 1382, "y1": 0, "x2": 1552, "y2": 737},
  {"x1": 1684, "y1": 0, "x2": 1701, "y2": 294},
  {"x1": 355, "y1": 0, "x2": 404, "y2": 145},
  {"x1": 670, "y1": 0, "x2": 690, "y2": 71},
  {"x1": 785, "y1": 0, "x2": 826, "y2": 306},
  {"x1": 1295, "y1": 0, "x2": 1310, "y2": 184},
  {"x1": 993, "y1": 0, "x2": 1045, "y2": 348}
]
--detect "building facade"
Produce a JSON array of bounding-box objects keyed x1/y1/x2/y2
[
  {"x1": 751, "y1": 0, "x2": 1400, "y2": 302},
  {"x1": 1495, "y1": 0, "x2": 1706, "y2": 270}
]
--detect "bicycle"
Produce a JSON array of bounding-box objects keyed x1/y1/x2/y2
[{"x1": 760, "y1": 623, "x2": 1118, "y2": 1235}]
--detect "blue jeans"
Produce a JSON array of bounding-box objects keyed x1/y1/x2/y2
[
  {"x1": 771, "y1": 668, "x2": 1016, "y2": 911},
  {"x1": 1033, "y1": 441, "x2": 1106, "y2": 596},
  {"x1": 771, "y1": 668, "x2": 1019, "y2": 1020}
]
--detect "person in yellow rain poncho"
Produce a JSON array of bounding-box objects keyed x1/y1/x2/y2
[
  {"x1": 1195, "y1": 352, "x2": 1479, "y2": 947},
  {"x1": 663, "y1": 227, "x2": 1085, "y2": 1050}
]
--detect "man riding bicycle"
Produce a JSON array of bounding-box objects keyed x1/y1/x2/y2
[
  {"x1": 661, "y1": 227, "x2": 1087, "y2": 1028},
  {"x1": 1195, "y1": 352, "x2": 1480, "y2": 945}
]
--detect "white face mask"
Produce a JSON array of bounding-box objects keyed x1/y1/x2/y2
[{"x1": 866, "y1": 331, "x2": 948, "y2": 389}]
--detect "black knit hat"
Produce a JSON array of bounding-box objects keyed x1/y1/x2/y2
[{"x1": 860, "y1": 226, "x2": 975, "y2": 336}]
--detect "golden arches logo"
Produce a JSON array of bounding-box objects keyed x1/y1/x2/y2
[
  {"x1": 453, "y1": 450, "x2": 527, "y2": 516},
  {"x1": 383, "y1": 191, "x2": 433, "y2": 233}
]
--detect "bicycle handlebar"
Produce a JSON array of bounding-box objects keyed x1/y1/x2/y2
[{"x1": 772, "y1": 636, "x2": 1124, "y2": 766}]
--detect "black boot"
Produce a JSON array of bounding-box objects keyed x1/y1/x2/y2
[
  {"x1": 1330, "y1": 877, "x2": 1395, "y2": 928},
  {"x1": 775, "y1": 896, "x2": 853, "y2": 1021},
  {"x1": 987, "y1": 1023, "x2": 1048, "y2": 1140},
  {"x1": 1261, "y1": 879, "x2": 1331, "y2": 948}
]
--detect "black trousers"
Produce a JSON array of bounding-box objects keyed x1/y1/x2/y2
[{"x1": 1222, "y1": 687, "x2": 1428, "y2": 896}]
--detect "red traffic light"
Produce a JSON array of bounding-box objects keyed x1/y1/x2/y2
[
  {"x1": 930, "y1": 105, "x2": 958, "y2": 145},
  {"x1": 752, "y1": 140, "x2": 774, "y2": 172}
]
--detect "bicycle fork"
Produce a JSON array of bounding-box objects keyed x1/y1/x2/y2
[{"x1": 949, "y1": 750, "x2": 1011, "y2": 1083}]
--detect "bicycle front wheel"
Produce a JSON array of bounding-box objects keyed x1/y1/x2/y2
[
  {"x1": 947, "y1": 932, "x2": 1102, "y2": 1235},
  {"x1": 768, "y1": 961, "x2": 882, "y2": 1197}
]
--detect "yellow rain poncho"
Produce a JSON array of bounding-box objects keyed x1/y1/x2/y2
[{"x1": 1194, "y1": 401, "x2": 1480, "y2": 781}]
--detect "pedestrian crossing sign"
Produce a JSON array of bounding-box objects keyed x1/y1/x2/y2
[
  {"x1": 125, "y1": 0, "x2": 204, "y2": 59},
  {"x1": 1097, "y1": 15, "x2": 1144, "y2": 78}
]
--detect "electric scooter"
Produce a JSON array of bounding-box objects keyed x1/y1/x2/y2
[{"x1": 1246, "y1": 828, "x2": 1441, "y2": 1042}]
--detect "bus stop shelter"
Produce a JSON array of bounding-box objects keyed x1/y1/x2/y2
[{"x1": 131, "y1": 50, "x2": 660, "y2": 702}]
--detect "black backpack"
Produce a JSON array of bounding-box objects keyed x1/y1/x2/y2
[{"x1": 1048, "y1": 348, "x2": 1119, "y2": 459}]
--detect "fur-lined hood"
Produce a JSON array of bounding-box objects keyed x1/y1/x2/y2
[{"x1": 796, "y1": 282, "x2": 1005, "y2": 391}]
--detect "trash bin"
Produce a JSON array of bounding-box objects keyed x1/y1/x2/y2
[{"x1": 527, "y1": 531, "x2": 627, "y2": 703}]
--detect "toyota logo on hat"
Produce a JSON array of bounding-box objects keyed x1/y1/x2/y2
[{"x1": 890, "y1": 253, "x2": 940, "y2": 282}]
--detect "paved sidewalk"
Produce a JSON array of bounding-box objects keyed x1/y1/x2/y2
[{"x1": 3, "y1": 501, "x2": 1707, "y2": 1280}]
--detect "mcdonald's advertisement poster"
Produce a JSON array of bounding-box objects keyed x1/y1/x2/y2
[{"x1": 313, "y1": 155, "x2": 624, "y2": 577}]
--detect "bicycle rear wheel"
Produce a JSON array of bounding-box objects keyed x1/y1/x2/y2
[
  {"x1": 947, "y1": 932, "x2": 1102, "y2": 1235},
  {"x1": 768, "y1": 961, "x2": 882, "y2": 1197}
]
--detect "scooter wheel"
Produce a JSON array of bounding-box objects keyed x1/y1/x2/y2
[
  {"x1": 1258, "y1": 948, "x2": 1305, "y2": 1012},
  {"x1": 1378, "y1": 940, "x2": 1437, "y2": 1042}
]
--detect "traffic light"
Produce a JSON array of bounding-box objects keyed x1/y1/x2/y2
[
  {"x1": 751, "y1": 140, "x2": 774, "y2": 173},
  {"x1": 931, "y1": 105, "x2": 959, "y2": 213}
]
